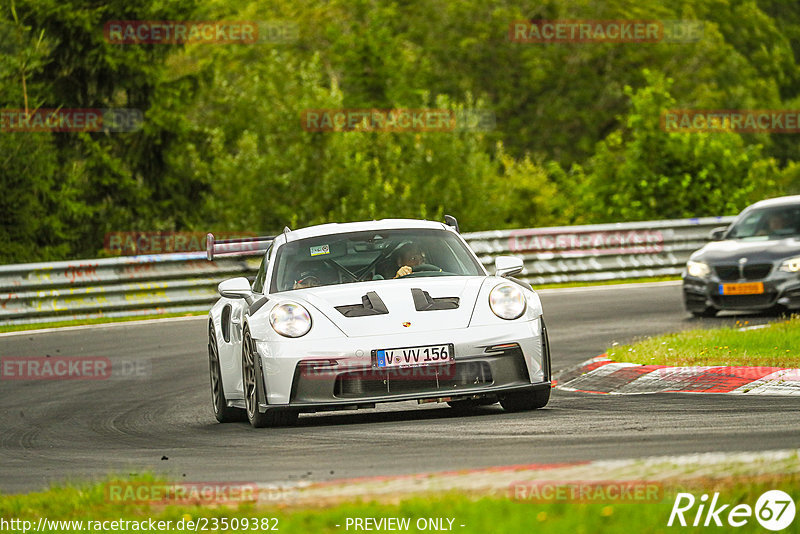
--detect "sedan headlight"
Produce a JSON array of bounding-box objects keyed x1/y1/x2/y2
[
  {"x1": 687, "y1": 260, "x2": 711, "y2": 279},
  {"x1": 489, "y1": 283, "x2": 526, "y2": 320},
  {"x1": 779, "y1": 256, "x2": 800, "y2": 273},
  {"x1": 269, "y1": 302, "x2": 312, "y2": 337}
]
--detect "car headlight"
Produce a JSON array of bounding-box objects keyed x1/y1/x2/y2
[
  {"x1": 779, "y1": 256, "x2": 800, "y2": 273},
  {"x1": 269, "y1": 302, "x2": 312, "y2": 337},
  {"x1": 687, "y1": 260, "x2": 711, "y2": 279},
  {"x1": 489, "y1": 283, "x2": 526, "y2": 320}
]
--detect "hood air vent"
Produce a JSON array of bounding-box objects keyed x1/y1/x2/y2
[
  {"x1": 411, "y1": 288, "x2": 459, "y2": 311},
  {"x1": 335, "y1": 291, "x2": 389, "y2": 317}
]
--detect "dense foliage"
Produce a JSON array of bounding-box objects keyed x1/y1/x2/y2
[{"x1": 2, "y1": 0, "x2": 799, "y2": 262}]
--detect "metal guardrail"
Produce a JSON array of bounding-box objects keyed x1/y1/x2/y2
[
  {"x1": 0, "y1": 253, "x2": 261, "y2": 326},
  {"x1": 468, "y1": 216, "x2": 735, "y2": 285},
  {"x1": 0, "y1": 216, "x2": 734, "y2": 325}
]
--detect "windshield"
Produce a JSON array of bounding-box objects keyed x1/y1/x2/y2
[
  {"x1": 727, "y1": 205, "x2": 800, "y2": 240},
  {"x1": 270, "y1": 228, "x2": 484, "y2": 292}
]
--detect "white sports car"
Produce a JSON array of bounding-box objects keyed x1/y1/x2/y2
[{"x1": 206, "y1": 217, "x2": 551, "y2": 427}]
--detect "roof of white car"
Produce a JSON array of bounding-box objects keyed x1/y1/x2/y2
[
  {"x1": 283, "y1": 219, "x2": 452, "y2": 242},
  {"x1": 749, "y1": 195, "x2": 800, "y2": 209}
]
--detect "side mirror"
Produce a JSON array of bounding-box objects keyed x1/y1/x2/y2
[
  {"x1": 444, "y1": 214, "x2": 460, "y2": 233},
  {"x1": 218, "y1": 277, "x2": 254, "y2": 303},
  {"x1": 709, "y1": 227, "x2": 728, "y2": 241},
  {"x1": 495, "y1": 256, "x2": 524, "y2": 278}
]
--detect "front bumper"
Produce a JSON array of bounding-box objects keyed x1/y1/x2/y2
[
  {"x1": 260, "y1": 382, "x2": 552, "y2": 414},
  {"x1": 683, "y1": 272, "x2": 800, "y2": 312},
  {"x1": 254, "y1": 319, "x2": 548, "y2": 409}
]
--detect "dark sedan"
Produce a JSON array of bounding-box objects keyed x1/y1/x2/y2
[{"x1": 683, "y1": 195, "x2": 800, "y2": 317}]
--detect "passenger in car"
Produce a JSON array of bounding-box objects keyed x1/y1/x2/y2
[
  {"x1": 293, "y1": 270, "x2": 321, "y2": 289},
  {"x1": 292, "y1": 260, "x2": 336, "y2": 289}
]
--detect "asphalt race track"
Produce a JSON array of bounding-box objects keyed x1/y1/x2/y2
[{"x1": 2, "y1": 281, "x2": 799, "y2": 493}]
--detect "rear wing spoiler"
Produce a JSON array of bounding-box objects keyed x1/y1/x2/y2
[{"x1": 206, "y1": 233, "x2": 275, "y2": 261}]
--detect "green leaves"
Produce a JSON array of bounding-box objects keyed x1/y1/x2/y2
[{"x1": 578, "y1": 70, "x2": 788, "y2": 222}]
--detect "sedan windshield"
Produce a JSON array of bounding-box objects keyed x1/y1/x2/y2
[
  {"x1": 270, "y1": 229, "x2": 484, "y2": 292},
  {"x1": 727, "y1": 206, "x2": 800, "y2": 240}
]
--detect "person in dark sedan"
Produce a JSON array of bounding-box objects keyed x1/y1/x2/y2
[{"x1": 758, "y1": 212, "x2": 789, "y2": 236}]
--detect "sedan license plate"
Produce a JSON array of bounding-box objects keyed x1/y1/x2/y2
[
  {"x1": 374, "y1": 344, "x2": 453, "y2": 369},
  {"x1": 719, "y1": 282, "x2": 764, "y2": 295}
]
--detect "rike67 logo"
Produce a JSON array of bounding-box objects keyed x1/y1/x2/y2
[{"x1": 668, "y1": 490, "x2": 796, "y2": 530}]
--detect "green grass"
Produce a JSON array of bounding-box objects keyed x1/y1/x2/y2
[
  {"x1": 0, "y1": 312, "x2": 207, "y2": 334},
  {"x1": 0, "y1": 474, "x2": 796, "y2": 533},
  {"x1": 608, "y1": 316, "x2": 800, "y2": 368}
]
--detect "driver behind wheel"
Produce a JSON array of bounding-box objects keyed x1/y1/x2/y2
[
  {"x1": 293, "y1": 270, "x2": 321, "y2": 289},
  {"x1": 394, "y1": 242, "x2": 427, "y2": 278}
]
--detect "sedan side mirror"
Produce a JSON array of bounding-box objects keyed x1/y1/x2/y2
[
  {"x1": 709, "y1": 227, "x2": 728, "y2": 241},
  {"x1": 495, "y1": 256, "x2": 524, "y2": 278},
  {"x1": 218, "y1": 277, "x2": 254, "y2": 304}
]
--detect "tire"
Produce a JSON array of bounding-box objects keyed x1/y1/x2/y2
[
  {"x1": 447, "y1": 397, "x2": 497, "y2": 410},
  {"x1": 500, "y1": 387, "x2": 550, "y2": 412},
  {"x1": 242, "y1": 327, "x2": 298, "y2": 428},
  {"x1": 691, "y1": 307, "x2": 718, "y2": 318},
  {"x1": 208, "y1": 322, "x2": 247, "y2": 423},
  {"x1": 769, "y1": 304, "x2": 789, "y2": 317}
]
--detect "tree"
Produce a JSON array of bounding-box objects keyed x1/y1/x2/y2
[{"x1": 578, "y1": 70, "x2": 786, "y2": 222}]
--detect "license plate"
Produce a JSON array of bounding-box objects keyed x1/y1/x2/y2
[
  {"x1": 374, "y1": 344, "x2": 453, "y2": 368},
  {"x1": 719, "y1": 282, "x2": 764, "y2": 295}
]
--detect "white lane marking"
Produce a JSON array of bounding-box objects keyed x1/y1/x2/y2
[
  {"x1": 556, "y1": 362, "x2": 638, "y2": 392},
  {"x1": 252, "y1": 449, "x2": 800, "y2": 503},
  {"x1": 732, "y1": 369, "x2": 800, "y2": 396},
  {"x1": 0, "y1": 315, "x2": 207, "y2": 338},
  {"x1": 737, "y1": 324, "x2": 771, "y2": 332},
  {"x1": 536, "y1": 280, "x2": 682, "y2": 295},
  {"x1": 615, "y1": 366, "x2": 719, "y2": 394},
  {"x1": 559, "y1": 358, "x2": 800, "y2": 396}
]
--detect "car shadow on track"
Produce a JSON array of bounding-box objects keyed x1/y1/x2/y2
[
  {"x1": 295, "y1": 406, "x2": 503, "y2": 427},
  {"x1": 201, "y1": 403, "x2": 556, "y2": 430},
  {"x1": 684, "y1": 309, "x2": 789, "y2": 327}
]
